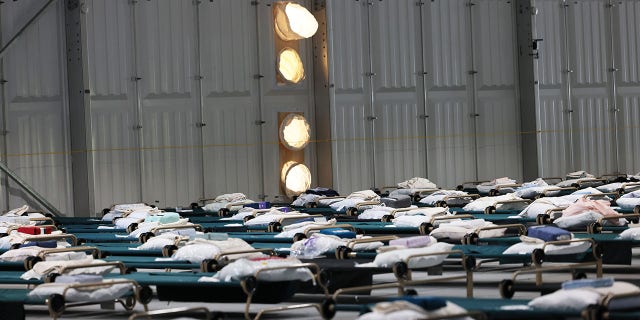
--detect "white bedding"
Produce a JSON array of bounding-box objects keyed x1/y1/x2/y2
[
  {"x1": 289, "y1": 233, "x2": 383, "y2": 258},
  {"x1": 357, "y1": 242, "x2": 454, "y2": 268},
  {"x1": 28, "y1": 278, "x2": 134, "y2": 302},
  {"x1": 202, "y1": 257, "x2": 315, "y2": 282},
  {"x1": 171, "y1": 238, "x2": 260, "y2": 263},
  {"x1": 616, "y1": 190, "x2": 640, "y2": 210}
]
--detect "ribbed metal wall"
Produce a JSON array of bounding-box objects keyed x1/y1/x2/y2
[
  {"x1": 532, "y1": 0, "x2": 570, "y2": 178},
  {"x1": 1, "y1": 0, "x2": 72, "y2": 213},
  {"x1": 134, "y1": 0, "x2": 203, "y2": 208},
  {"x1": 199, "y1": 0, "x2": 263, "y2": 200},
  {"x1": 472, "y1": 0, "x2": 522, "y2": 182},
  {"x1": 424, "y1": 0, "x2": 475, "y2": 188},
  {"x1": 567, "y1": 0, "x2": 616, "y2": 175},
  {"x1": 87, "y1": 0, "x2": 141, "y2": 210},
  {"x1": 369, "y1": 0, "x2": 427, "y2": 188},
  {"x1": 615, "y1": 1, "x2": 640, "y2": 174},
  {"x1": 327, "y1": 0, "x2": 373, "y2": 193}
]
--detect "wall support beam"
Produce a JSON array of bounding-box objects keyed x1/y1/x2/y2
[
  {"x1": 516, "y1": 0, "x2": 539, "y2": 181},
  {"x1": 64, "y1": 0, "x2": 94, "y2": 216}
]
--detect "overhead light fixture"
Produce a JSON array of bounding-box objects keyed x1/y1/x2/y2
[
  {"x1": 274, "y1": 2, "x2": 318, "y2": 41},
  {"x1": 280, "y1": 161, "x2": 311, "y2": 197},
  {"x1": 279, "y1": 114, "x2": 310, "y2": 151},
  {"x1": 277, "y1": 47, "x2": 305, "y2": 84}
]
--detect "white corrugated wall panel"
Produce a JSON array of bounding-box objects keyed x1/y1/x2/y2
[
  {"x1": 571, "y1": 91, "x2": 616, "y2": 175},
  {"x1": 423, "y1": 0, "x2": 474, "y2": 188},
  {"x1": 328, "y1": 0, "x2": 373, "y2": 193},
  {"x1": 332, "y1": 101, "x2": 373, "y2": 194},
  {"x1": 533, "y1": 0, "x2": 564, "y2": 87},
  {"x1": 474, "y1": 0, "x2": 515, "y2": 88},
  {"x1": 370, "y1": 0, "x2": 426, "y2": 187},
  {"x1": 616, "y1": 0, "x2": 640, "y2": 84},
  {"x1": 2, "y1": 1, "x2": 72, "y2": 213},
  {"x1": 615, "y1": 1, "x2": 640, "y2": 174},
  {"x1": 200, "y1": 0, "x2": 262, "y2": 200},
  {"x1": 569, "y1": 0, "x2": 609, "y2": 86},
  {"x1": 472, "y1": 0, "x2": 522, "y2": 182},
  {"x1": 87, "y1": 0, "x2": 142, "y2": 210},
  {"x1": 135, "y1": 0, "x2": 202, "y2": 207},
  {"x1": 568, "y1": 0, "x2": 616, "y2": 175},
  {"x1": 426, "y1": 94, "x2": 476, "y2": 188},
  {"x1": 618, "y1": 92, "x2": 640, "y2": 174},
  {"x1": 428, "y1": 0, "x2": 468, "y2": 88},
  {"x1": 537, "y1": 94, "x2": 570, "y2": 177},
  {"x1": 475, "y1": 92, "x2": 522, "y2": 181}
]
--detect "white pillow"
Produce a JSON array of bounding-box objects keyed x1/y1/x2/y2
[
  {"x1": 172, "y1": 238, "x2": 257, "y2": 263},
  {"x1": 619, "y1": 227, "x2": 640, "y2": 240},
  {"x1": 28, "y1": 279, "x2": 134, "y2": 302},
  {"x1": 553, "y1": 211, "x2": 602, "y2": 229},
  {"x1": 528, "y1": 288, "x2": 601, "y2": 311},
  {"x1": 208, "y1": 257, "x2": 314, "y2": 282},
  {"x1": 502, "y1": 240, "x2": 591, "y2": 255},
  {"x1": 358, "y1": 242, "x2": 453, "y2": 268}
]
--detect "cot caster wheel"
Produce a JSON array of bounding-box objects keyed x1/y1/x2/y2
[
  {"x1": 45, "y1": 272, "x2": 59, "y2": 283},
  {"x1": 268, "y1": 221, "x2": 282, "y2": 232},
  {"x1": 582, "y1": 304, "x2": 606, "y2": 320},
  {"x1": 101, "y1": 208, "x2": 110, "y2": 216},
  {"x1": 127, "y1": 223, "x2": 139, "y2": 234},
  {"x1": 419, "y1": 222, "x2": 434, "y2": 235},
  {"x1": 462, "y1": 233, "x2": 479, "y2": 245},
  {"x1": 381, "y1": 215, "x2": 393, "y2": 223},
  {"x1": 47, "y1": 294, "x2": 65, "y2": 317},
  {"x1": 592, "y1": 243, "x2": 603, "y2": 259},
  {"x1": 123, "y1": 295, "x2": 136, "y2": 311},
  {"x1": 573, "y1": 271, "x2": 587, "y2": 280},
  {"x1": 499, "y1": 279, "x2": 515, "y2": 299},
  {"x1": 190, "y1": 202, "x2": 199, "y2": 210},
  {"x1": 335, "y1": 245, "x2": 352, "y2": 259},
  {"x1": 201, "y1": 259, "x2": 220, "y2": 272},
  {"x1": 125, "y1": 267, "x2": 137, "y2": 274},
  {"x1": 456, "y1": 185, "x2": 464, "y2": 191},
  {"x1": 484, "y1": 206, "x2": 496, "y2": 214},
  {"x1": 162, "y1": 245, "x2": 179, "y2": 257},
  {"x1": 346, "y1": 207, "x2": 358, "y2": 216},
  {"x1": 292, "y1": 233, "x2": 307, "y2": 242},
  {"x1": 404, "y1": 288, "x2": 418, "y2": 296},
  {"x1": 536, "y1": 214, "x2": 550, "y2": 225},
  {"x1": 531, "y1": 249, "x2": 545, "y2": 267},
  {"x1": 138, "y1": 285, "x2": 153, "y2": 305},
  {"x1": 24, "y1": 256, "x2": 42, "y2": 270},
  {"x1": 435, "y1": 200, "x2": 447, "y2": 207},
  {"x1": 218, "y1": 208, "x2": 230, "y2": 217},
  {"x1": 241, "y1": 276, "x2": 258, "y2": 296},
  {"x1": 587, "y1": 221, "x2": 602, "y2": 234},
  {"x1": 392, "y1": 261, "x2": 411, "y2": 281},
  {"x1": 139, "y1": 232, "x2": 154, "y2": 243},
  {"x1": 320, "y1": 298, "x2": 337, "y2": 320},
  {"x1": 463, "y1": 255, "x2": 477, "y2": 271}
]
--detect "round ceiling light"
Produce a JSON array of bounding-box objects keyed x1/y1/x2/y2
[
  {"x1": 279, "y1": 113, "x2": 310, "y2": 151},
  {"x1": 277, "y1": 47, "x2": 305, "y2": 84},
  {"x1": 281, "y1": 161, "x2": 311, "y2": 197},
  {"x1": 274, "y1": 2, "x2": 319, "y2": 41}
]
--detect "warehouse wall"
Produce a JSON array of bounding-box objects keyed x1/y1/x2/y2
[
  {"x1": 1, "y1": 0, "x2": 639, "y2": 215},
  {"x1": 532, "y1": 0, "x2": 640, "y2": 178}
]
